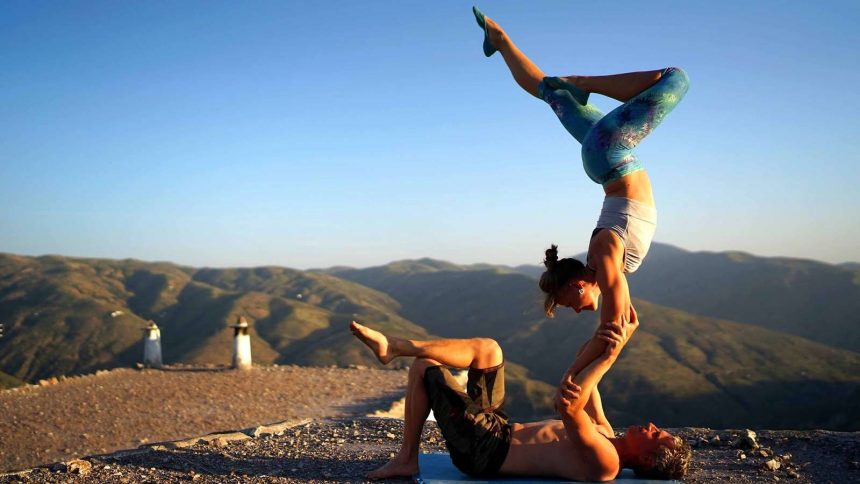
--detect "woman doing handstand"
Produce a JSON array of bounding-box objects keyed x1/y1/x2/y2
[{"x1": 473, "y1": 7, "x2": 688, "y2": 350}]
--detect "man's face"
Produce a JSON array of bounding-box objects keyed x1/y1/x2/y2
[
  {"x1": 624, "y1": 423, "x2": 675, "y2": 465},
  {"x1": 555, "y1": 283, "x2": 599, "y2": 313}
]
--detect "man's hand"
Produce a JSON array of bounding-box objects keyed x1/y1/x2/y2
[
  {"x1": 555, "y1": 373, "x2": 582, "y2": 417},
  {"x1": 596, "y1": 304, "x2": 639, "y2": 347}
]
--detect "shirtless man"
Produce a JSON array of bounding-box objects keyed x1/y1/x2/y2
[{"x1": 350, "y1": 320, "x2": 691, "y2": 481}]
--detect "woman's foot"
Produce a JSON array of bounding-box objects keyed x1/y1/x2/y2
[
  {"x1": 366, "y1": 455, "x2": 419, "y2": 480},
  {"x1": 544, "y1": 76, "x2": 590, "y2": 105},
  {"x1": 350, "y1": 321, "x2": 396, "y2": 364},
  {"x1": 472, "y1": 6, "x2": 506, "y2": 57}
]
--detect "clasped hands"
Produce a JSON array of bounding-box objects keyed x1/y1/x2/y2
[{"x1": 554, "y1": 307, "x2": 640, "y2": 416}]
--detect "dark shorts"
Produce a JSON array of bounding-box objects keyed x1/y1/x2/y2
[{"x1": 424, "y1": 363, "x2": 511, "y2": 477}]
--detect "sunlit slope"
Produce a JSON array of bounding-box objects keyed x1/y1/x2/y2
[
  {"x1": 0, "y1": 254, "x2": 173, "y2": 381},
  {"x1": 0, "y1": 254, "x2": 547, "y2": 418},
  {"x1": 0, "y1": 255, "x2": 430, "y2": 379}
]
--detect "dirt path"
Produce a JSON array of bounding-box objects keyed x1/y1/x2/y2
[{"x1": 0, "y1": 365, "x2": 406, "y2": 474}]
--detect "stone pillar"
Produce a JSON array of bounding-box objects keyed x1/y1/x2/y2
[
  {"x1": 231, "y1": 316, "x2": 252, "y2": 370},
  {"x1": 142, "y1": 321, "x2": 162, "y2": 368}
]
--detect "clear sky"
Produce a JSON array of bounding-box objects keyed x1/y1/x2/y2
[{"x1": 2, "y1": 1, "x2": 858, "y2": 269}]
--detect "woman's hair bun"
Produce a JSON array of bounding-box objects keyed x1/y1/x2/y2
[{"x1": 543, "y1": 244, "x2": 559, "y2": 269}]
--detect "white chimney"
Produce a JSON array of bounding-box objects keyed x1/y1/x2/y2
[
  {"x1": 142, "y1": 321, "x2": 162, "y2": 368},
  {"x1": 231, "y1": 316, "x2": 252, "y2": 370}
]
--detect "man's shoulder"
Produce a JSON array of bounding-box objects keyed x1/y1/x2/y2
[{"x1": 564, "y1": 413, "x2": 621, "y2": 480}]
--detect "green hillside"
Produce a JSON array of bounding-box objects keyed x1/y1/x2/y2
[
  {"x1": 0, "y1": 370, "x2": 24, "y2": 389},
  {"x1": 0, "y1": 254, "x2": 546, "y2": 417},
  {"x1": 629, "y1": 244, "x2": 860, "y2": 353},
  {"x1": 0, "y1": 254, "x2": 428, "y2": 380}
]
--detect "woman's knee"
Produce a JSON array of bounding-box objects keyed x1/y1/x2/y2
[
  {"x1": 662, "y1": 67, "x2": 690, "y2": 93},
  {"x1": 472, "y1": 338, "x2": 503, "y2": 369}
]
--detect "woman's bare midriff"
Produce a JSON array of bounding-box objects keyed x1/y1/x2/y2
[{"x1": 602, "y1": 170, "x2": 655, "y2": 207}]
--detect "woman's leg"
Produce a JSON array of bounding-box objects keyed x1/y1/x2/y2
[
  {"x1": 482, "y1": 16, "x2": 544, "y2": 98},
  {"x1": 476, "y1": 13, "x2": 601, "y2": 143},
  {"x1": 480, "y1": 15, "x2": 661, "y2": 104},
  {"x1": 350, "y1": 321, "x2": 503, "y2": 369},
  {"x1": 562, "y1": 70, "x2": 666, "y2": 103},
  {"x1": 580, "y1": 67, "x2": 690, "y2": 184}
]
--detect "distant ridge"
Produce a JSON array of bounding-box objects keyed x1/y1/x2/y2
[{"x1": 2, "y1": 249, "x2": 859, "y2": 428}]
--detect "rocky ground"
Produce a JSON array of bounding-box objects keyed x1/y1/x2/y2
[
  {"x1": 1, "y1": 367, "x2": 859, "y2": 483},
  {"x1": 0, "y1": 365, "x2": 407, "y2": 474}
]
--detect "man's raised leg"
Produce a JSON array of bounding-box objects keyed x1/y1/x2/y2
[
  {"x1": 350, "y1": 321, "x2": 502, "y2": 369},
  {"x1": 351, "y1": 322, "x2": 505, "y2": 479}
]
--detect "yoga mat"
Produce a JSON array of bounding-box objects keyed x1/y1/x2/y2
[{"x1": 414, "y1": 453, "x2": 676, "y2": 484}]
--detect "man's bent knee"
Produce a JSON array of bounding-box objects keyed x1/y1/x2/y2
[
  {"x1": 473, "y1": 338, "x2": 503, "y2": 369},
  {"x1": 410, "y1": 357, "x2": 443, "y2": 378}
]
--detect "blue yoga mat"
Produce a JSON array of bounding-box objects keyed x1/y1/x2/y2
[{"x1": 414, "y1": 453, "x2": 676, "y2": 484}]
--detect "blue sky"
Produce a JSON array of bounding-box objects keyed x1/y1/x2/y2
[{"x1": 1, "y1": 0, "x2": 858, "y2": 268}]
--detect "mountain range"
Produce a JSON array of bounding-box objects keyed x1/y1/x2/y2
[{"x1": 0, "y1": 244, "x2": 858, "y2": 429}]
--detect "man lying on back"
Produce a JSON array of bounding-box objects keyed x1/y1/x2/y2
[{"x1": 349, "y1": 316, "x2": 691, "y2": 481}]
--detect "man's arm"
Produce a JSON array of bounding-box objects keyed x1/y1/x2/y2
[
  {"x1": 554, "y1": 301, "x2": 639, "y2": 417},
  {"x1": 571, "y1": 342, "x2": 613, "y2": 437},
  {"x1": 555, "y1": 329, "x2": 629, "y2": 481}
]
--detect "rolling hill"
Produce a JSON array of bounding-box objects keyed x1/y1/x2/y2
[{"x1": 0, "y1": 254, "x2": 548, "y2": 417}]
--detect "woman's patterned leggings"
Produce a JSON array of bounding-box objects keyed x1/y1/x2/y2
[{"x1": 538, "y1": 67, "x2": 689, "y2": 185}]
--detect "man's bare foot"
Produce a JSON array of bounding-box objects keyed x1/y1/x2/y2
[
  {"x1": 350, "y1": 321, "x2": 396, "y2": 364},
  {"x1": 366, "y1": 457, "x2": 419, "y2": 480}
]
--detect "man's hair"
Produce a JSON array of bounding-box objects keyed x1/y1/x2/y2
[{"x1": 633, "y1": 436, "x2": 692, "y2": 480}]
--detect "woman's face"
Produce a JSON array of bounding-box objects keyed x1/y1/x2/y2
[{"x1": 555, "y1": 281, "x2": 599, "y2": 313}]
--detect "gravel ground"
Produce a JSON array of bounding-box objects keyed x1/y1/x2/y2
[
  {"x1": 3, "y1": 418, "x2": 859, "y2": 483},
  {"x1": 0, "y1": 365, "x2": 407, "y2": 474},
  {"x1": 2, "y1": 367, "x2": 859, "y2": 483}
]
